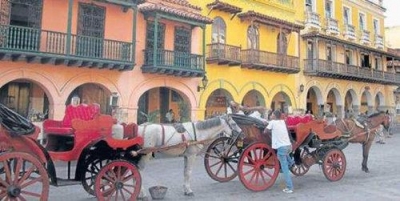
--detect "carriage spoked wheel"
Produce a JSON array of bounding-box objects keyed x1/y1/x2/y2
[
  {"x1": 322, "y1": 148, "x2": 346, "y2": 182},
  {"x1": 95, "y1": 160, "x2": 141, "y2": 201},
  {"x1": 204, "y1": 136, "x2": 241, "y2": 182},
  {"x1": 290, "y1": 147, "x2": 310, "y2": 176},
  {"x1": 0, "y1": 152, "x2": 49, "y2": 200},
  {"x1": 81, "y1": 157, "x2": 111, "y2": 195},
  {"x1": 237, "y1": 142, "x2": 279, "y2": 192}
]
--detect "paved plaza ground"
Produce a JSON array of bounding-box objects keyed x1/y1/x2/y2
[{"x1": 49, "y1": 128, "x2": 400, "y2": 201}]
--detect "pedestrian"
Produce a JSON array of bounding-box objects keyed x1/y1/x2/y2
[
  {"x1": 265, "y1": 110, "x2": 294, "y2": 193},
  {"x1": 375, "y1": 124, "x2": 385, "y2": 144},
  {"x1": 165, "y1": 109, "x2": 175, "y2": 123}
]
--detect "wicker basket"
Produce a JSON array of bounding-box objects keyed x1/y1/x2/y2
[{"x1": 149, "y1": 186, "x2": 168, "y2": 200}]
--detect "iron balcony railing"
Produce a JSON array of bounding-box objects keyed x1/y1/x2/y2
[
  {"x1": 242, "y1": 49, "x2": 299, "y2": 70},
  {"x1": 304, "y1": 59, "x2": 400, "y2": 84},
  {"x1": 305, "y1": 11, "x2": 321, "y2": 28},
  {"x1": 0, "y1": 24, "x2": 133, "y2": 62},
  {"x1": 344, "y1": 24, "x2": 356, "y2": 40},
  {"x1": 326, "y1": 18, "x2": 339, "y2": 35},
  {"x1": 144, "y1": 49, "x2": 203, "y2": 70},
  {"x1": 206, "y1": 43, "x2": 241, "y2": 63}
]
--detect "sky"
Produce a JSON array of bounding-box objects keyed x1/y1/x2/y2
[{"x1": 384, "y1": 0, "x2": 400, "y2": 27}]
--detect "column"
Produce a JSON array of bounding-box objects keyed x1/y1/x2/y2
[
  {"x1": 352, "y1": 105, "x2": 360, "y2": 117},
  {"x1": 368, "y1": 106, "x2": 374, "y2": 115},
  {"x1": 336, "y1": 105, "x2": 343, "y2": 118}
]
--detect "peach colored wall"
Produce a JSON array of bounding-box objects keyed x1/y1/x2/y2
[{"x1": 42, "y1": 0, "x2": 133, "y2": 42}]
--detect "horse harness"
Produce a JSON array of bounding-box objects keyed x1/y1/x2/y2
[{"x1": 338, "y1": 118, "x2": 379, "y2": 144}]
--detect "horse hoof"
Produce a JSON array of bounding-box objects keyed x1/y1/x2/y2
[{"x1": 184, "y1": 192, "x2": 195, "y2": 196}]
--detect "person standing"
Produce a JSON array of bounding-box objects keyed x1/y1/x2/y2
[
  {"x1": 266, "y1": 110, "x2": 294, "y2": 193},
  {"x1": 165, "y1": 109, "x2": 175, "y2": 123}
]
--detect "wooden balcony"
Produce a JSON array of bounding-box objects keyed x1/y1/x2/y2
[
  {"x1": 0, "y1": 25, "x2": 134, "y2": 70},
  {"x1": 206, "y1": 43, "x2": 241, "y2": 66},
  {"x1": 142, "y1": 49, "x2": 204, "y2": 77},
  {"x1": 304, "y1": 59, "x2": 400, "y2": 85},
  {"x1": 241, "y1": 49, "x2": 300, "y2": 74}
]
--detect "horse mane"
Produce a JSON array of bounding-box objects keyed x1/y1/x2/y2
[
  {"x1": 367, "y1": 111, "x2": 384, "y2": 118},
  {"x1": 196, "y1": 116, "x2": 222, "y2": 130}
]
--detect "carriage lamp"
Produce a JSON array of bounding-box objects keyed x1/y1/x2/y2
[
  {"x1": 299, "y1": 84, "x2": 305, "y2": 93},
  {"x1": 197, "y1": 75, "x2": 209, "y2": 92}
]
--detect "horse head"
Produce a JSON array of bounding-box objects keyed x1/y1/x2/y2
[
  {"x1": 368, "y1": 111, "x2": 391, "y2": 131},
  {"x1": 220, "y1": 114, "x2": 243, "y2": 137}
]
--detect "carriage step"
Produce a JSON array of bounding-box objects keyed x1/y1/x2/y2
[{"x1": 54, "y1": 178, "x2": 81, "y2": 187}]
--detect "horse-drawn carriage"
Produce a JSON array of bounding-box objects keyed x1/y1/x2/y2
[
  {"x1": 0, "y1": 103, "x2": 144, "y2": 200},
  {"x1": 0, "y1": 103, "x2": 244, "y2": 200},
  {"x1": 204, "y1": 111, "x2": 390, "y2": 191}
]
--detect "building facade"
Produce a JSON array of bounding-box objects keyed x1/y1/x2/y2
[
  {"x1": 1, "y1": 0, "x2": 399, "y2": 125},
  {"x1": 299, "y1": 0, "x2": 400, "y2": 118},
  {"x1": 0, "y1": 0, "x2": 211, "y2": 124}
]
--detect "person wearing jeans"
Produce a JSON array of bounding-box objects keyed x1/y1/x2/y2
[{"x1": 266, "y1": 110, "x2": 294, "y2": 193}]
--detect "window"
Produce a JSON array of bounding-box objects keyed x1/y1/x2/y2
[
  {"x1": 212, "y1": 17, "x2": 226, "y2": 44},
  {"x1": 145, "y1": 21, "x2": 165, "y2": 50},
  {"x1": 277, "y1": 32, "x2": 288, "y2": 55},
  {"x1": 373, "y1": 19, "x2": 380, "y2": 35},
  {"x1": 307, "y1": 41, "x2": 314, "y2": 60},
  {"x1": 361, "y1": 53, "x2": 370, "y2": 68},
  {"x1": 247, "y1": 25, "x2": 259, "y2": 50},
  {"x1": 345, "y1": 49, "x2": 352, "y2": 65},
  {"x1": 325, "y1": 0, "x2": 333, "y2": 19},
  {"x1": 77, "y1": 3, "x2": 105, "y2": 57},
  {"x1": 326, "y1": 44, "x2": 335, "y2": 62},
  {"x1": 359, "y1": 13, "x2": 366, "y2": 31},
  {"x1": 174, "y1": 27, "x2": 191, "y2": 67},
  {"x1": 306, "y1": 0, "x2": 313, "y2": 12},
  {"x1": 375, "y1": 57, "x2": 381, "y2": 70},
  {"x1": 343, "y1": 7, "x2": 351, "y2": 25}
]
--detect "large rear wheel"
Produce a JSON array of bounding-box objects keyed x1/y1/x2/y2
[
  {"x1": 237, "y1": 143, "x2": 279, "y2": 192},
  {"x1": 0, "y1": 152, "x2": 49, "y2": 200},
  {"x1": 322, "y1": 148, "x2": 346, "y2": 182},
  {"x1": 204, "y1": 137, "x2": 241, "y2": 182},
  {"x1": 95, "y1": 160, "x2": 141, "y2": 201}
]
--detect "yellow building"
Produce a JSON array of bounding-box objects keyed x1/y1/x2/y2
[
  {"x1": 192, "y1": 0, "x2": 304, "y2": 119},
  {"x1": 300, "y1": 0, "x2": 400, "y2": 118}
]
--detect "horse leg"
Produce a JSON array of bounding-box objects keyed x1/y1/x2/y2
[
  {"x1": 137, "y1": 153, "x2": 152, "y2": 200},
  {"x1": 361, "y1": 141, "x2": 372, "y2": 173},
  {"x1": 183, "y1": 154, "x2": 196, "y2": 196}
]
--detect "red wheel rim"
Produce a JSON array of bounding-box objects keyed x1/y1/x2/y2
[
  {"x1": 290, "y1": 148, "x2": 310, "y2": 176},
  {"x1": 0, "y1": 152, "x2": 49, "y2": 200},
  {"x1": 95, "y1": 160, "x2": 141, "y2": 201},
  {"x1": 237, "y1": 143, "x2": 279, "y2": 192},
  {"x1": 322, "y1": 149, "x2": 346, "y2": 182},
  {"x1": 204, "y1": 137, "x2": 239, "y2": 182}
]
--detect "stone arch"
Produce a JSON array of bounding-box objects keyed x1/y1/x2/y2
[
  {"x1": 239, "y1": 81, "x2": 269, "y2": 104},
  {"x1": 326, "y1": 87, "x2": 343, "y2": 117},
  {"x1": 269, "y1": 84, "x2": 296, "y2": 112},
  {"x1": 375, "y1": 91, "x2": 385, "y2": 111},
  {"x1": 198, "y1": 79, "x2": 239, "y2": 108}
]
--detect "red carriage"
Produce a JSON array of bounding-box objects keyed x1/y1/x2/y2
[
  {"x1": 0, "y1": 103, "x2": 144, "y2": 200},
  {"x1": 204, "y1": 113, "x2": 350, "y2": 191}
]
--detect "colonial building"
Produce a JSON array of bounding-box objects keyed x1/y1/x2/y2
[
  {"x1": 194, "y1": 0, "x2": 304, "y2": 119},
  {"x1": 0, "y1": 0, "x2": 211, "y2": 124},
  {"x1": 299, "y1": 0, "x2": 400, "y2": 118}
]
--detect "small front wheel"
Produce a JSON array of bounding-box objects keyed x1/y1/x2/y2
[
  {"x1": 204, "y1": 137, "x2": 241, "y2": 182},
  {"x1": 95, "y1": 160, "x2": 141, "y2": 201},
  {"x1": 322, "y1": 148, "x2": 346, "y2": 182}
]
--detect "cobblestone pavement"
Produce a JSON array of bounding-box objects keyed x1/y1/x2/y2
[{"x1": 48, "y1": 131, "x2": 400, "y2": 201}]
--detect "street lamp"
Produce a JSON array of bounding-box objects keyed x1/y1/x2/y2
[{"x1": 197, "y1": 75, "x2": 209, "y2": 92}]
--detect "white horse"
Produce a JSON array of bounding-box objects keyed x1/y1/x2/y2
[{"x1": 137, "y1": 114, "x2": 242, "y2": 199}]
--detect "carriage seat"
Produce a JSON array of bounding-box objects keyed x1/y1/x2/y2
[
  {"x1": 285, "y1": 115, "x2": 313, "y2": 130},
  {"x1": 120, "y1": 122, "x2": 139, "y2": 139},
  {"x1": 43, "y1": 104, "x2": 100, "y2": 136}
]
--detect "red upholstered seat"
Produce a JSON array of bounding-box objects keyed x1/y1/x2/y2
[{"x1": 43, "y1": 104, "x2": 101, "y2": 137}]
